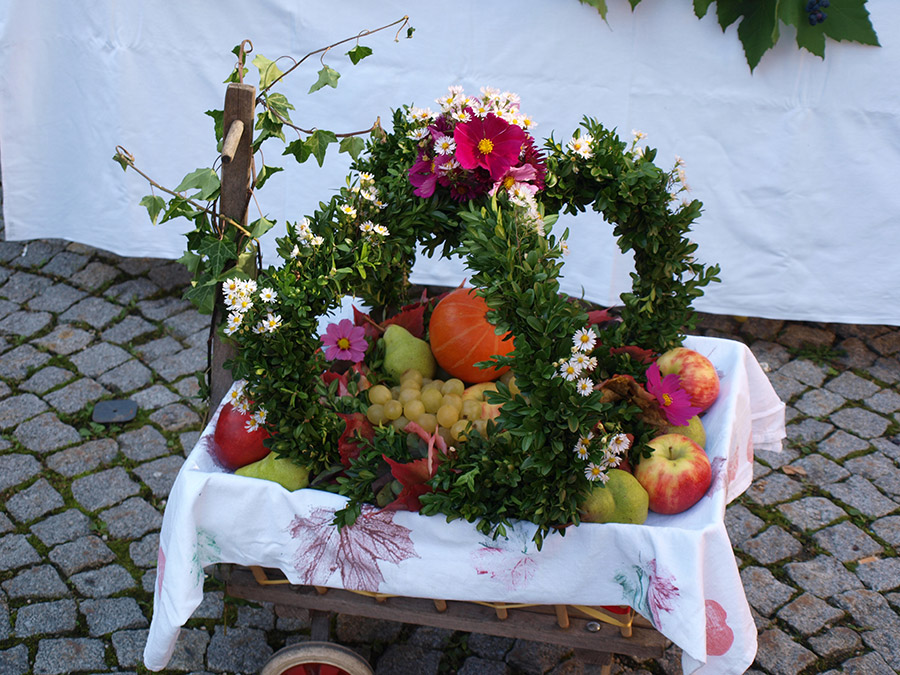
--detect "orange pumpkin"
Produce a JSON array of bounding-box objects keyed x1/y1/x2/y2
[{"x1": 429, "y1": 288, "x2": 513, "y2": 383}]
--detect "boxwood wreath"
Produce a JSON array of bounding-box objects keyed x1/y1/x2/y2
[{"x1": 220, "y1": 88, "x2": 720, "y2": 548}]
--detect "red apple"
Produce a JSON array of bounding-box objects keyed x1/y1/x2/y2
[
  {"x1": 656, "y1": 347, "x2": 720, "y2": 413},
  {"x1": 634, "y1": 433, "x2": 711, "y2": 515},
  {"x1": 212, "y1": 403, "x2": 270, "y2": 470}
]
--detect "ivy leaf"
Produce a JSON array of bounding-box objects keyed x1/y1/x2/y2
[
  {"x1": 628, "y1": 0, "x2": 642, "y2": 8},
  {"x1": 249, "y1": 216, "x2": 276, "y2": 239},
  {"x1": 265, "y1": 92, "x2": 294, "y2": 123},
  {"x1": 693, "y1": 0, "x2": 715, "y2": 18},
  {"x1": 735, "y1": 0, "x2": 779, "y2": 71},
  {"x1": 715, "y1": 0, "x2": 746, "y2": 30},
  {"x1": 284, "y1": 138, "x2": 312, "y2": 164},
  {"x1": 184, "y1": 278, "x2": 218, "y2": 315},
  {"x1": 198, "y1": 237, "x2": 237, "y2": 277},
  {"x1": 305, "y1": 130, "x2": 338, "y2": 167},
  {"x1": 174, "y1": 168, "x2": 221, "y2": 201},
  {"x1": 253, "y1": 54, "x2": 284, "y2": 90},
  {"x1": 339, "y1": 136, "x2": 366, "y2": 160},
  {"x1": 256, "y1": 164, "x2": 284, "y2": 189},
  {"x1": 139, "y1": 195, "x2": 166, "y2": 225},
  {"x1": 177, "y1": 250, "x2": 202, "y2": 275},
  {"x1": 347, "y1": 45, "x2": 373, "y2": 65},
  {"x1": 578, "y1": 0, "x2": 608, "y2": 19},
  {"x1": 822, "y1": 0, "x2": 879, "y2": 46},
  {"x1": 112, "y1": 152, "x2": 130, "y2": 172},
  {"x1": 205, "y1": 109, "x2": 225, "y2": 142},
  {"x1": 308, "y1": 65, "x2": 341, "y2": 94}
]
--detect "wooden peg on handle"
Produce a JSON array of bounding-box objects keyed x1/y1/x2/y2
[{"x1": 221, "y1": 120, "x2": 245, "y2": 164}]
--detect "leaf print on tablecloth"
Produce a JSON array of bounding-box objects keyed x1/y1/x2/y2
[
  {"x1": 705, "y1": 598, "x2": 734, "y2": 656},
  {"x1": 614, "y1": 557, "x2": 679, "y2": 629},
  {"x1": 289, "y1": 504, "x2": 419, "y2": 592},
  {"x1": 190, "y1": 527, "x2": 221, "y2": 585},
  {"x1": 472, "y1": 527, "x2": 537, "y2": 591}
]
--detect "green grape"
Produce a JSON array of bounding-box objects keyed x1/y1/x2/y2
[{"x1": 367, "y1": 384, "x2": 392, "y2": 406}]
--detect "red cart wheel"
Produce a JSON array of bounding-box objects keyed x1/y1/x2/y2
[{"x1": 261, "y1": 641, "x2": 373, "y2": 675}]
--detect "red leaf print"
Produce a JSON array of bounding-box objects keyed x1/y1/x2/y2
[
  {"x1": 705, "y1": 599, "x2": 734, "y2": 656},
  {"x1": 646, "y1": 559, "x2": 679, "y2": 628},
  {"x1": 289, "y1": 505, "x2": 419, "y2": 591},
  {"x1": 156, "y1": 546, "x2": 166, "y2": 597}
]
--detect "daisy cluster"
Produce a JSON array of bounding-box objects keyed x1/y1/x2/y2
[
  {"x1": 336, "y1": 172, "x2": 389, "y2": 241},
  {"x1": 405, "y1": 86, "x2": 547, "y2": 217},
  {"x1": 289, "y1": 217, "x2": 324, "y2": 257},
  {"x1": 225, "y1": 379, "x2": 269, "y2": 432},
  {"x1": 221, "y1": 277, "x2": 283, "y2": 337},
  {"x1": 574, "y1": 430, "x2": 632, "y2": 483},
  {"x1": 555, "y1": 327, "x2": 599, "y2": 397}
]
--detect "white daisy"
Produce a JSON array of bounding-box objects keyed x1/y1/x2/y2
[
  {"x1": 223, "y1": 311, "x2": 244, "y2": 336},
  {"x1": 245, "y1": 418, "x2": 259, "y2": 433},
  {"x1": 608, "y1": 433, "x2": 632, "y2": 456},
  {"x1": 558, "y1": 361, "x2": 580, "y2": 381},
  {"x1": 572, "y1": 328, "x2": 597, "y2": 352},
  {"x1": 568, "y1": 136, "x2": 593, "y2": 159},
  {"x1": 223, "y1": 278, "x2": 241, "y2": 295},
  {"x1": 361, "y1": 189, "x2": 378, "y2": 202},
  {"x1": 259, "y1": 287, "x2": 277, "y2": 303},
  {"x1": 359, "y1": 221, "x2": 374, "y2": 234},
  {"x1": 264, "y1": 313, "x2": 282, "y2": 332},
  {"x1": 576, "y1": 378, "x2": 594, "y2": 397},
  {"x1": 373, "y1": 224, "x2": 390, "y2": 237},
  {"x1": 584, "y1": 462, "x2": 607, "y2": 482},
  {"x1": 339, "y1": 204, "x2": 357, "y2": 219},
  {"x1": 632, "y1": 129, "x2": 647, "y2": 141},
  {"x1": 573, "y1": 441, "x2": 590, "y2": 460},
  {"x1": 359, "y1": 171, "x2": 374, "y2": 184},
  {"x1": 434, "y1": 135, "x2": 456, "y2": 155}
]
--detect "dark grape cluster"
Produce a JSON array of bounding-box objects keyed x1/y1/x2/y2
[{"x1": 806, "y1": 0, "x2": 829, "y2": 25}]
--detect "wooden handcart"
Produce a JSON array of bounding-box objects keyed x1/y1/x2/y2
[{"x1": 222, "y1": 565, "x2": 668, "y2": 675}]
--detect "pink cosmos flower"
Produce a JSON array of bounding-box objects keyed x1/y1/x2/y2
[
  {"x1": 408, "y1": 153, "x2": 449, "y2": 198},
  {"x1": 454, "y1": 113, "x2": 526, "y2": 181},
  {"x1": 322, "y1": 318, "x2": 367, "y2": 362},
  {"x1": 489, "y1": 164, "x2": 538, "y2": 197},
  {"x1": 645, "y1": 362, "x2": 702, "y2": 427}
]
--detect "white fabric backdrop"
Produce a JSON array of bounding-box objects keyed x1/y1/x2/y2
[{"x1": 1, "y1": 0, "x2": 898, "y2": 325}]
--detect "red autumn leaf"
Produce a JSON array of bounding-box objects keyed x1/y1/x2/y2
[
  {"x1": 322, "y1": 370, "x2": 350, "y2": 398},
  {"x1": 587, "y1": 307, "x2": 619, "y2": 326},
  {"x1": 380, "y1": 421, "x2": 448, "y2": 511},
  {"x1": 382, "y1": 302, "x2": 426, "y2": 339},
  {"x1": 337, "y1": 412, "x2": 374, "y2": 467},
  {"x1": 609, "y1": 345, "x2": 656, "y2": 364}
]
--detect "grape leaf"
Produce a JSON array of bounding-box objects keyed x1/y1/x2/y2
[
  {"x1": 174, "y1": 168, "x2": 220, "y2": 201},
  {"x1": 693, "y1": 0, "x2": 715, "y2": 18},
  {"x1": 248, "y1": 216, "x2": 276, "y2": 239},
  {"x1": 339, "y1": 136, "x2": 366, "y2": 160},
  {"x1": 139, "y1": 195, "x2": 166, "y2": 225},
  {"x1": 198, "y1": 237, "x2": 237, "y2": 276},
  {"x1": 177, "y1": 250, "x2": 202, "y2": 275},
  {"x1": 347, "y1": 45, "x2": 373, "y2": 65},
  {"x1": 822, "y1": 0, "x2": 879, "y2": 46},
  {"x1": 252, "y1": 54, "x2": 284, "y2": 90},
  {"x1": 308, "y1": 65, "x2": 341, "y2": 94},
  {"x1": 735, "y1": 0, "x2": 779, "y2": 71},
  {"x1": 578, "y1": 0, "x2": 608, "y2": 19},
  {"x1": 255, "y1": 164, "x2": 283, "y2": 190},
  {"x1": 779, "y1": 0, "x2": 826, "y2": 57},
  {"x1": 628, "y1": 0, "x2": 642, "y2": 8},
  {"x1": 205, "y1": 109, "x2": 225, "y2": 142},
  {"x1": 305, "y1": 130, "x2": 338, "y2": 167}
]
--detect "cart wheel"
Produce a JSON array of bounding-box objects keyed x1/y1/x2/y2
[{"x1": 261, "y1": 641, "x2": 373, "y2": 675}]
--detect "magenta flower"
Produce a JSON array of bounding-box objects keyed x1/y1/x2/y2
[
  {"x1": 322, "y1": 319, "x2": 367, "y2": 362},
  {"x1": 454, "y1": 113, "x2": 526, "y2": 181},
  {"x1": 645, "y1": 362, "x2": 702, "y2": 426},
  {"x1": 408, "y1": 153, "x2": 450, "y2": 198}
]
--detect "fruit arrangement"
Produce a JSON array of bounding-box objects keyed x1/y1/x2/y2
[{"x1": 209, "y1": 85, "x2": 721, "y2": 547}]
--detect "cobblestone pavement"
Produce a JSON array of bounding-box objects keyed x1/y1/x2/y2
[{"x1": 1, "y1": 227, "x2": 899, "y2": 673}]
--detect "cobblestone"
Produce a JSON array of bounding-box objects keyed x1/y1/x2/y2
[
  {"x1": 118, "y1": 425, "x2": 169, "y2": 461},
  {"x1": 149, "y1": 402, "x2": 201, "y2": 431},
  {"x1": 778, "y1": 496, "x2": 846, "y2": 531},
  {"x1": 72, "y1": 467, "x2": 140, "y2": 512},
  {"x1": 788, "y1": 453, "x2": 849, "y2": 484},
  {"x1": 48, "y1": 535, "x2": 117, "y2": 575},
  {"x1": 778, "y1": 359, "x2": 828, "y2": 387},
  {"x1": 723, "y1": 503, "x2": 765, "y2": 545},
  {"x1": 69, "y1": 342, "x2": 132, "y2": 377},
  {"x1": 813, "y1": 520, "x2": 884, "y2": 562},
  {"x1": 740, "y1": 567, "x2": 795, "y2": 616},
  {"x1": 26, "y1": 283, "x2": 87, "y2": 313},
  {"x1": 845, "y1": 452, "x2": 900, "y2": 497},
  {"x1": 41, "y1": 251, "x2": 89, "y2": 278},
  {"x1": 206, "y1": 625, "x2": 274, "y2": 673},
  {"x1": 0, "y1": 534, "x2": 42, "y2": 570},
  {"x1": 102, "y1": 314, "x2": 157, "y2": 344},
  {"x1": 6, "y1": 478, "x2": 65, "y2": 523},
  {"x1": 866, "y1": 388, "x2": 900, "y2": 414},
  {"x1": 807, "y1": 625, "x2": 862, "y2": 658},
  {"x1": 739, "y1": 525, "x2": 802, "y2": 564},
  {"x1": 819, "y1": 429, "x2": 871, "y2": 460},
  {"x1": 830, "y1": 407, "x2": 891, "y2": 439},
  {"x1": 46, "y1": 437, "x2": 119, "y2": 477},
  {"x1": 745, "y1": 472, "x2": 804, "y2": 506},
  {"x1": 13, "y1": 412, "x2": 81, "y2": 453},
  {"x1": 42, "y1": 377, "x2": 109, "y2": 414},
  {"x1": 764, "y1": 373, "x2": 806, "y2": 403},
  {"x1": 19, "y1": 365, "x2": 75, "y2": 394},
  {"x1": 133, "y1": 455, "x2": 184, "y2": 498},
  {"x1": 14, "y1": 599, "x2": 78, "y2": 637},
  {"x1": 99, "y1": 496, "x2": 163, "y2": 540},
  {"x1": 98, "y1": 358, "x2": 152, "y2": 393},
  {"x1": 2, "y1": 565, "x2": 70, "y2": 599},
  {"x1": 70, "y1": 564, "x2": 138, "y2": 597},
  {"x1": 31, "y1": 324, "x2": 94, "y2": 355},
  {"x1": 0, "y1": 392, "x2": 48, "y2": 429},
  {"x1": 105, "y1": 278, "x2": 161, "y2": 303},
  {"x1": 826, "y1": 475, "x2": 899, "y2": 519},
  {"x1": 131, "y1": 383, "x2": 180, "y2": 410},
  {"x1": 136, "y1": 296, "x2": 192, "y2": 321},
  {"x1": 149, "y1": 347, "x2": 206, "y2": 382},
  {"x1": 59, "y1": 296, "x2": 122, "y2": 329},
  {"x1": 785, "y1": 418, "x2": 834, "y2": 443},
  {"x1": 0, "y1": 309, "x2": 52, "y2": 337},
  {"x1": 0, "y1": 343, "x2": 51, "y2": 380},
  {"x1": 134, "y1": 335, "x2": 182, "y2": 361},
  {"x1": 80, "y1": 597, "x2": 148, "y2": 636},
  {"x1": 70, "y1": 260, "x2": 120, "y2": 290},
  {"x1": 30, "y1": 508, "x2": 94, "y2": 546},
  {"x1": 753, "y1": 628, "x2": 818, "y2": 675},
  {"x1": 32, "y1": 637, "x2": 108, "y2": 674},
  {"x1": 775, "y1": 593, "x2": 843, "y2": 635},
  {"x1": 794, "y1": 388, "x2": 845, "y2": 417},
  {"x1": 855, "y1": 557, "x2": 900, "y2": 592},
  {"x1": 128, "y1": 532, "x2": 160, "y2": 568},
  {"x1": 0, "y1": 453, "x2": 42, "y2": 492},
  {"x1": 868, "y1": 356, "x2": 900, "y2": 384},
  {"x1": 871, "y1": 515, "x2": 900, "y2": 547},
  {"x1": 785, "y1": 555, "x2": 863, "y2": 598}
]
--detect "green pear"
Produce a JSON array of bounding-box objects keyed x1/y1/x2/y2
[
  {"x1": 235, "y1": 452, "x2": 310, "y2": 491},
  {"x1": 661, "y1": 415, "x2": 706, "y2": 448},
  {"x1": 579, "y1": 469, "x2": 649, "y2": 524},
  {"x1": 382, "y1": 324, "x2": 436, "y2": 382}
]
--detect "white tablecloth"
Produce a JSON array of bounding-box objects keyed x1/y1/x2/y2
[
  {"x1": 144, "y1": 335, "x2": 785, "y2": 674},
  {"x1": 1, "y1": 1, "x2": 899, "y2": 325}
]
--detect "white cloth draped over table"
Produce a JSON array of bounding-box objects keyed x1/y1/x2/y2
[
  {"x1": 143, "y1": 336, "x2": 786, "y2": 675},
  {"x1": 1, "y1": 1, "x2": 899, "y2": 325}
]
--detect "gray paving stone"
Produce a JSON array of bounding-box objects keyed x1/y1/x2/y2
[
  {"x1": 137, "y1": 296, "x2": 192, "y2": 322},
  {"x1": 779, "y1": 359, "x2": 828, "y2": 387},
  {"x1": 14, "y1": 598, "x2": 77, "y2": 637},
  {"x1": 206, "y1": 625, "x2": 274, "y2": 673},
  {"x1": 0, "y1": 271, "x2": 53, "y2": 302},
  {"x1": 740, "y1": 566, "x2": 795, "y2": 616},
  {"x1": 118, "y1": 425, "x2": 169, "y2": 461},
  {"x1": 0, "y1": 343, "x2": 51, "y2": 380},
  {"x1": 101, "y1": 315, "x2": 157, "y2": 345},
  {"x1": 830, "y1": 407, "x2": 891, "y2": 439},
  {"x1": 834, "y1": 588, "x2": 900, "y2": 633},
  {"x1": 508, "y1": 640, "x2": 575, "y2": 675},
  {"x1": 785, "y1": 555, "x2": 863, "y2": 598},
  {"x1": 871, "y1": 330, "x2": 900, "y2": 356},
  {"x1": 6, "y1": 477, "x2": 65, "y2": 523},
  {"x1": 873, "y1": 437, "x2": 900, "y2": 464},
  {"x1": 861, "y1": 629, "x2": 900, "y2": 670},
  {"x1": 724, "y1": 503, "x2": 765, "y2": 545},
  {"x1": 0, "y1": 299, "x2": 15, "y2": 321},
  {"x1": 133, "y1": 455, "x2": 183, "y2": 498},
  {"x1": 69, "y1": 342, "x2": 131, "y2": 378},
  {"x1": 827, "y1": 475, "x2": 899, "y2": 519},
  {"x1": 180, "y1": 431, "x2": 201, "y2": 455},
  {"x1": 30, "y1": 508, "x2": 93, "y2": 546},
  {"x1": 739, "y1": 525, "x2": 803, "y2": 565},
  {"x1": 0, "y1": 240, "x2": 26, "y2": 263},
  {"x1": 117, "y1": 258, "x2": 156, "y2": 275},
  {"x1": 31, "y1": 324, "x2": 94, "y2": 355},
  {"x1": 0, "y1": 643, "x2": 29, "y2": 675},
  {"x1": 825, "y1": 371, "x2": 881, "y2": 400},
  {"x1": 105, "y1": 278, "x2": 160, "y2": 303},
  {"x1": 835, "y1": 336, "x2": 879, "y2": 369},
  {"x1": 0, "y1": 392, "x2": 49, "y2": 430},
  {"x1": 41, "y1": 251, "x2": 89, "y2": 278},
  {"x1": 747, "y1": 334, "x2": 789, "y2": 361},
  {"x1": 0, "y1": 310, "x2": 52, "y2": 337},
  {"x1": 164, "y1": 310, "x2": 209, "y2": 340},
  {"x1": 407, "y1": 625, "x2": 455, "y2": 649},
  {"x1": 42, "y1": 378, "x2": 109, "y2": 415},
  {"x1": 775, "y1": 592, "x2": 843, "y2": 636},
  {"x1": 377, "y1": 644, "x2": 442, "y2": 675},
  {"x1": 841, "y1": 651, "x2": 895, "y2": 675},
  {"x1": 744, "y1": 472, "x2": 804, "y2": 506},
  {"x1": 98, "y1": 358, "x2": 152, "y2": 393},
  {"x1": 872, "y1": 515, "x2": 900, "y2": 547},
  {"x1": 150, "y1": 347, "x2": 206, "y2": 382},
  {"x1": 868, "y1": 357, "x2": 900, "y2": 385},
  {"x1": 80, "y1": 597, "x2": 147, "y2": 636},
  {"x1": 0, "y1": 453, "x2": 42, "y2": 492},
  {"x1": 134, "y1": 335, "x2": 182, "y2": 362},
  {"x1": 10, "y1": 240, "x2": 66, "y2": 270},
  {"x1": 754, "y1": 446, "x2": 799, "y2": 469},
  {"x1": 149, "y1": 402, "x2": 201, "y2": 432},
  {"x1": 166, "y1": 628, "x2": 212, "y2": 671},
  {"x1": 794, "y1": 388, "x2": 845, "y2": 417},
  {"x1": 13, "y1": 412, "x2": 81, "y2": 453},
  {"x1": 753, "y1": 628, "x2": 818, "y2": 675},
  {"x1": 788, "y1": 453, "x2": 849, "y2": 484},
  {"x1": 131, "y1": 384, "x2": 180, "y2": 410},
  {"x1": 69, "y1": 260, "x2": 121, "y2": 290},
  {"x1": 814, "y1": 520, "x2": 883, "y2": 562},
  {"x1": 866, "y1": 388, "x2": 900, "y2": 414},
  {"x1": 72, "y1": 466, "x2": 140, "y2": 511},
  {"x1": 0, "y1": 513, "x2": 14, "y2": 535},
  {"x1": 48, "y1": 535, "x2": 117, "y2": 576},
  {"x1": 100, "y1": 496, "x2": 162, "y2": 540},
  {"x1": 785, "y1": 418, "x2": 834, "y2": 443},
  {"x1": 148, "y1": 262, "x2": 192, "y2": 291},
  {"x1": 807, "y1": 625, "x2": 862, "y2": 658},
  {"x1": 764, "y1": 373, "x2": 806, "y2": 403},
  {"x1": 0, "y1": 534, "x2": 41, "y2": 570},
  {"x1": 59, "y1": 296, "x2": 122, "y2": 330},
  {"x1": 19, "y1": 365, "x2": 75, "y2": 394},
  {"x1": 819, "y1": 430, "x2": 871, "y2": 460},
  {"x1": 184, "y1": 327, "x2": 208, "y2": 349},
  {"x1": 129, "y1": 532, "x2": 160, "y2": 568},
  {"x1": 2, "y1": 564, "x2": 69, "y2": 600},
  {"x1": 71, "y1": 563, "x2": 138, "y2": 598},
  {"x1": 46, "y1": 437, "x2": 119, "y2": 477},
  {"x1": 236, "y1": 602, "x2": 275, "y2": 630},
  {"x1": 32, "y1": 637, "x2": 108, "y2": 674},
  {"x1": 27, "y1": 284, "x2": 87, "y2": 313},
  {"x1": 192, "y1": 591, "x2": 225, "y2": 620},
  {"x1": 778, "y1": 496, "x2": 846, "y2": 532},
  {"x1": 174, "y1": 375, "x2": 202, "y2": 400},
  {"x1": 844, "y1": 453, "x2": 900, "y2": 497},
  {"x1": 458, "y1": 656, "x2": 511, "y2": 675},
  {"x1": 855, "y1": 557, "x2": 900, "y2": 592}
]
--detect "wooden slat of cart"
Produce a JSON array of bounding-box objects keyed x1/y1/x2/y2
[{"x1": 225, "y1": 567, "x2": 667, "y2": 661}]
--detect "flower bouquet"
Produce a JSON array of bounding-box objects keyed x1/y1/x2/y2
[{"x1": 214, "y1": 85, "x2": 720, "y2": 548}]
